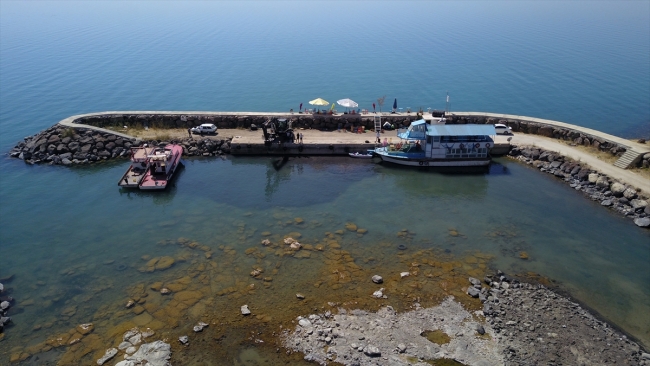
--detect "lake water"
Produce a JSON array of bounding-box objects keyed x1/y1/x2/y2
[{"x1": 0, "y1": 1, "x2": 649, "y2": 364}]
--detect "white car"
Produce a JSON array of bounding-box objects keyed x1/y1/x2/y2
[
  {"x1": 494, "y1": 123, "x2": 513, "y2": 135},
  {"x1": 191, "y1": 123, "x2": 217, "y2": 135}
]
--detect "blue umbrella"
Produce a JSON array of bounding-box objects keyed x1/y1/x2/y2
[{"x1": 393, "y1": 98, "x2": 397, "y2": 112}]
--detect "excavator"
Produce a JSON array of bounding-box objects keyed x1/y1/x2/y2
[{"x1": 261, "y1": 117, "x2": 295, "y2": 146}]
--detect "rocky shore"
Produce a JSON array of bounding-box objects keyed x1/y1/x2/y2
[
  {"x1": 8, "y1": 124, "x2": 232, "y2": 165},
  {"x1": 509, "y1": 144, "x2": 650, "y2": 228},
  {"x1": 283, "y1": 271, "x2": 649, "y2": 366},
  {"x1": 0, "y1": 275, "x2": 14, "y2": 340}
]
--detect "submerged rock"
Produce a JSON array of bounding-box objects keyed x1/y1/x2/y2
[
  {"x1": 241, "y1": 304, "x2": 251, "y2": 315},
  {"x1": 193, "y1": 321, "x2": 208, "y2": 332},
  {"x1": 96, "y1": 348, "x2": 118, "y2": 365},
  {"x1": 634, "y1": 217, "x2": 650, "y2": 228},
  {"x1": 117, "y1": 340, "x2": 172, "y2": 366}
]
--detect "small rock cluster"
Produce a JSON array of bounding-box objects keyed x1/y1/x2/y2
[
  {"x1": 0, "y1": 278, "x2": 13, "y2": 337},
  {"x1": 510, "y1": 145, "x2": 650, "y2": 228},
  {"x1": 474, "y1": 270, "x2": 648, "y2": 365},
  {"x1": 8, "y1": 125, "x2": 232, "y2": 165},
  {"x1": 642, "y1": 152, "x2": 650, "y2": 168},
  {"x1": 96, "y1": 327, "x2": 170, "y2": 366}
]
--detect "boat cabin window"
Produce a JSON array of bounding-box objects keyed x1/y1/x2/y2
[
  {"x1": 439, "y1": 135, "x2": 488, "y2": 142},
  {"x1": 444, "y1": 147, "x2": 488, "y2": 159}
]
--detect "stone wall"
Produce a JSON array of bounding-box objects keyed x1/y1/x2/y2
[{"x1": 75, "y1": 113, "x2": 421, "y2": 132}]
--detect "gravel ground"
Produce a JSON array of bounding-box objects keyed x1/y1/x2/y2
[{"x1": 282, "y1": 273, "x2": 649, "y2": 366}]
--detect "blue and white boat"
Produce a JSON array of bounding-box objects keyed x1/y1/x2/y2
[{"x1": 374, "y1": 120, "x2": 496, "y2": 167}]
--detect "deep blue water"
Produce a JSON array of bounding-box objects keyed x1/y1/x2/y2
[
  {"x1": 1, "y1": 1, "x2": 648, "y2": 150},
  {"x1": 1, "y1": 1, "x2": 649, "y2": 363}
]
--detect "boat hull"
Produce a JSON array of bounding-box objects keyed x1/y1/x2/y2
[
  {"x1": 138, "y1": 145, "x2": 183, "y2": 190},
  {"x1": 378, "y1": 153, "x2": 490, "y2": 167}
]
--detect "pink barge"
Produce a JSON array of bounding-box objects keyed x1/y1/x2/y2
[{"x1": 118, "y1": 144, "x2": 183, "y2": 190}]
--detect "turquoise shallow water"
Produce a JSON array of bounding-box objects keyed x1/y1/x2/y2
[{"x1": 1, "y1": 1, "x2": 649, "y2": 363}]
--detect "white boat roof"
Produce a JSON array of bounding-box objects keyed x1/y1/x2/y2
[{"x1": 426, "y1": 123, "x2": 496, "y2": 136}]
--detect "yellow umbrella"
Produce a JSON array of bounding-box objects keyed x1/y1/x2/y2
[{"x1": 309, "y1": 98, "x2": 329, "y2": 106}]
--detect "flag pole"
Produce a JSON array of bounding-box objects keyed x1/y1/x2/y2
[{"x1": 445, "y1": 91, "x2": 449, "y2": 114}]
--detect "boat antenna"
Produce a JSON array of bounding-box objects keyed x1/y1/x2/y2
[{"x1": 445, "y1": 91, "x2": 450, "y2": 114}]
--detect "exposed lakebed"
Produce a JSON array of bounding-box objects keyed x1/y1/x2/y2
[{"x1": 0, "y1": 156, "x2": 648, "y2": 364}]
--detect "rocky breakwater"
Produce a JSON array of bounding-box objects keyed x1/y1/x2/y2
[
  {"x1": 8, "y1": 124, "x2": 232, "y2": 165},
  {"x1": 9, "y1": 125, "x2": 139, "y2": 165},
  {"x1": 509, "y1": 145, "x2": 650, "y2": 228},
  {"x1": 473, "y1": 270, "x2": 648, "y2": 365},
  {"x1": 0, "y1": 275, "x2": 15, "y2": 341},
  {"x1": 0, "y1": 282, "x2": 14, "y2": 341}
]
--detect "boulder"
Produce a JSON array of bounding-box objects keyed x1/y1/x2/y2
[
  {"x1": 467, "y1": 287, "x2": 480, "y2": 297},
  {"x1": 630, "y1": 199, "x2": 648, "y2": 210},
  {"x1": 298, "y1": 318, "x2": 311, "y2": 327},
  {"x1": 241, "y1": 305, "x2": 251, "y2": 315},
  {"x1": 80, "y1": 144, "x2": 93, "y2": 154},
  {"x1": 97, "y1": 348, "x2": 118, "y2": 365},
  {"x1": 118, "y1": 340, "x2": 172, "y2": 366},
  {"x1": 363, "y1": 345, "x2": 381, "y2": 357},
  {"x1": 623, "y1": 188, "x2": 637, "y2": 200},
  {"x1": 371, "y1": 275, "x2": 383, "y2": 284},
  {"x1": 610, "y1": 182, "x2": 626, "y2": 197},
  {"x1": 633, "y1": 217, "x2": 650, "y2": 228},
  {"x1": 67, "y1": 141, "x2": 80, "y2": 152},
  {"x1": 588, "y1": 173, "x2": 599, "y2": 184},
  {"x1": 576, "y1": 169, "x2": 590, "y2": 181},
  {"x1": 596, "y1": 176, "x2": 609, "y2": 188}
]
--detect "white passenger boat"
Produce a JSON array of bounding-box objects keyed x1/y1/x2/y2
[{"x1": 374, "y1": 120, "x2": 495, "y2": 167}]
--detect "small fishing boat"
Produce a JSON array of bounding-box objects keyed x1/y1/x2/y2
[
  {"x1": 138, "y1": 144, "x2": 184, "y2": 190},
  {"x1": 118, "y1": 146, "x2": 155, "y2": 188},
  {"x1": 348, "y1": 151, "x2": 374, "y2": 159},
  {"x1": 374, "y1": 120, "x2": 495, "y2": 167}
]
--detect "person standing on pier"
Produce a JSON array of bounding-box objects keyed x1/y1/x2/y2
[
  {"x1": 187, "y1": 127, "x2": 192, "y2": 139},
  {"x1": 376, "y1": 130, "x2": 381, "y2": 143}
]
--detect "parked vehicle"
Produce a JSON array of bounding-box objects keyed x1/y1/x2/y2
[
  {"x1": 494, "y1": 123, "x2": 512, "y2": 135},
  {"x1": 191, "y1": 124, "x2": 217, "y2": 135}
]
